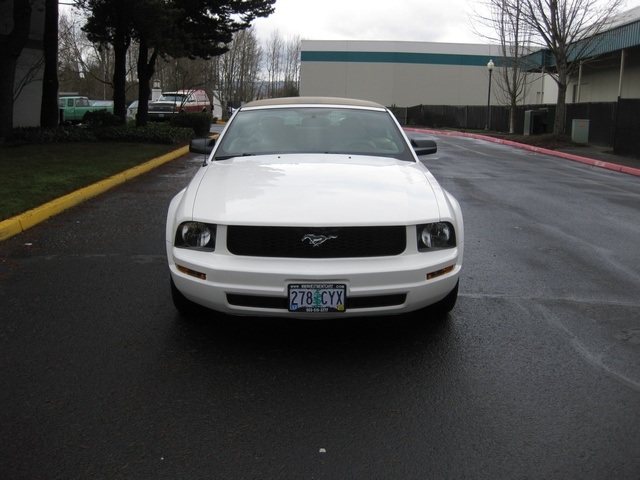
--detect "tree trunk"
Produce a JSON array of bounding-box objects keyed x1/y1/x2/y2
[
  {"x1": 111, "y1": 21, "x2": 130, "y2": 123},
  {"x1": 40, "y1": 0, "x2": 59, "y2": 128},
  {"x1": 509, "y1": 97, "x2": 517, "y2": 134},
  {"x1": 554, "y1": 68, "x2": 568, "y2": 135},
  {"x1": 136, "y1": 38, "x2": 157, "y2": 127}
]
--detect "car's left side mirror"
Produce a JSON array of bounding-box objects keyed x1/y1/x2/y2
[
  {"x1": 411, "y1": 138, "x2": 437, "y2": 156},
  {"x1": 189, "y1": 137, "x2": 216, "y2": 155}
]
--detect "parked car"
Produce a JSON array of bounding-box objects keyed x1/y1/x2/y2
[
  {"x1": 167, "y1": 97, "x2": 463, "y2": 319},
  {"x1": 126, "y1": 100, "x2": 139, "y2": 121},
  {"x1": 58, "y1": 96, "x2": 114, "y2": 123},
  {"x1": 148, "y1": 89, "x2": 210, "y2": 121}
]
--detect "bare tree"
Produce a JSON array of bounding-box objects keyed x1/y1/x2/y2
[
  {"x1": 262, "y1": 31, "x2": 300, "y2": 98},
  {"x1": 473, "y1": 0, "x2": 534, "y2": 134},
  {"x1": 211, "y1": 28, "x2": 262, "y2": 111},
  {"x1": 494, "y1": 0, "x2": 533, "y2": 133},
  {"x1": 58, "y1": 13, "x2": 84, "y2": 93},
  {"x1": 58, "y1": 11, "x2": 115, "y2": 99},
  {"x1": 59, "y1": 10, "x2": 141, "y2": 103},
  {"x1": 281, "y1": 34, "x2": 301, "y2": 97},
  {"x1": 264, "y1": 30, "x2": 283, "y2": 97},
  {"x1": 517, "y1": 0, "x2": 625, "y2": 134}
]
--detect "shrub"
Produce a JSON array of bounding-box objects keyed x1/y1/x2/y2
[
  {"x1": 82, "y1": 110, "x2": 122, "y2": 128},
  {"x1": 95, "y1": 122, "x2": 194, "y2": 144},
  {"x1": 8, "y1": 126, "x2": 98, "y2": 144},
  {"x1": 169, "y1": 112, "x2": 212, "y2": 136},
  {"x1": 8, "y1": 121, "x2": 194, "y2": 146}
]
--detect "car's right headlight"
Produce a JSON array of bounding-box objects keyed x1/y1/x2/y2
[
  {"x1": 417, "y1": 222, "x2": 456, "y2": 251},
  {"x1": 175, "y1": 222, "x2": 217, "y2": 251}
]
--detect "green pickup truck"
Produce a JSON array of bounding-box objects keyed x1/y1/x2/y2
[{"x1": 59, "y1": 96, "x2": 114, "y2": 123}]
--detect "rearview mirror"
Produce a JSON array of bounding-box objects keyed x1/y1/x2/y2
[
  {"x1": 410, "y1": 138, "x2": 437, "y2": 156},
  {"x1": 189, "y1": 137, "x2": 216, "y2": 155}
]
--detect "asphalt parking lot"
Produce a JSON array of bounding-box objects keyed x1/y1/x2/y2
[{"x1": 1, "y1": 132, "x2": 639, "y2": 479}]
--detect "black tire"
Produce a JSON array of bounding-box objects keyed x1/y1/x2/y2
[
  {"x1": 430, "y1": 280, "x2": 459, "y2": 315},
  {"x1": 170, "y1": 276, "x2": 203, "y2": 316}
]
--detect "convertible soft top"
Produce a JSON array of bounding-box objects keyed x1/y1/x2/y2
[{"x1": 243, "y1": 96, "x2": 385, "y2": 109}]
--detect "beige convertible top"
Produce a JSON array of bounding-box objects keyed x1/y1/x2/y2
[{"x1": 242, "y1": 96, "x2": 385, "y2": 109}]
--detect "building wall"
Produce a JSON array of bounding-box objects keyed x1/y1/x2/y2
[
  {"x1": 14, "y1": 45, "x2": 45, "y2": 127},
  {"x1": 519, "y1": 73, "x2": 558, "y2": 105},
  {"x1": 568, "y1": 47, "x2": 640, "y2": 102},
  {"x1": 300, "y1": 40, "x2": 510, "y2": 107},
  {"x1": 3, "y1": 1, "x2": 46, "y2": 128}
]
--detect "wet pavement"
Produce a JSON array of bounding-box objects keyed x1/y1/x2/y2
[{"x1": 1, "y1": 133, "x2": 639, "y2": 479}]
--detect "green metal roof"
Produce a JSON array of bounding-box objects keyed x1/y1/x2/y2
[{"x1": 528, "y1": 9, "x2": 640, "y2": 68}]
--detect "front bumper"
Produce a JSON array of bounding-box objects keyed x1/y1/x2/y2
[{"x1": 168, "y1": 245, "x2": 461, "y2": 319}]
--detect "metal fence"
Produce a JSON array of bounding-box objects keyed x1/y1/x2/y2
[
  {"x1": 614, "y1": 99, "x2": 640, "y2": 157},
  {"x1": 404, "y1": 101, "x2": 638, "y2": 156}
]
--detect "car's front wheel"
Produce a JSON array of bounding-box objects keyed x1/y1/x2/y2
[
  {"x1": 423, "y1": 280, "x2": 459, "y2": 318},
  {"x1": 170, "y1": 276, "x2": 202, "y2": 316}
]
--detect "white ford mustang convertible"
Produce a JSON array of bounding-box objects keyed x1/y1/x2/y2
[{"x1": 166, "y1": 97, "x2": 463, "y2": 319}]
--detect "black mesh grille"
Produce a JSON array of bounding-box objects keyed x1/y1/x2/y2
[{"x1": 226, "y1": 226, "x2": 406, "y2": 258}]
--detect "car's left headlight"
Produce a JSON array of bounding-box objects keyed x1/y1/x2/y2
[
  {"x1": 417, "y1": 222, "x2": 456, "y2": 251},
  {"x1": 175, "y1": 222, "x2": 217, "y2": 251}
]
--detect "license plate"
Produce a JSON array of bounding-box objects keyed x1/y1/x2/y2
[{"x1": 288, "y1": 283, "x2": 346, "y2": 313}]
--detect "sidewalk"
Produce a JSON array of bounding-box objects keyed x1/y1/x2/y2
[
  {"x1": 1, "y1": 133, "x2": 638, "y2": 242},
  {"x1": 555, "y1": 144, "x2": 640, "y2": 172}
]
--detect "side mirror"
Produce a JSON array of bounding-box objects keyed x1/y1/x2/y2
[
  {"x1": 189, "y1": 137, "x2": 216, "y2": 155},
  {"x1": 410, "y1": 137, "x2": 437, "y2": 156}
]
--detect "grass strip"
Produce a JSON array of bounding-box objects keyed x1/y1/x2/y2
[{"x1": 0, "y1": 142, "x2": 179, "y2": 220}]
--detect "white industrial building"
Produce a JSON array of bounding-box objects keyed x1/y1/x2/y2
[
  {"x1": 300, "y1": 39, "x2": 557, "y2": 108},
  {"x1": 300, "y1": 6, "x2": 640, "y2": 110}
]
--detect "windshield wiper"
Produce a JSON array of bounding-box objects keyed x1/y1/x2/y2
[{"x1": 214, "y1": 153, "x2": 255, "y2": 161}]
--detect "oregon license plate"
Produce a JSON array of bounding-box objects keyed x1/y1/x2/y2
[{"x1": 288, "y1": 284, "x2": 346, "y2": 313}]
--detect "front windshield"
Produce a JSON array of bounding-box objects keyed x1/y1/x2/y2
[{"x1": 215, "y1": 107, "x2": 413, "y2": 161}]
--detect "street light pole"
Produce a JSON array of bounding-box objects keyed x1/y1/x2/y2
[{"x1": 485, "y1": 59, "x2": 494, "y2": 131}]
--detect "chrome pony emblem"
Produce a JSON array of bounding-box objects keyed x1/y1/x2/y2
[{"x1": 302, "y1": 234, "x2": 338, "y2": 247}]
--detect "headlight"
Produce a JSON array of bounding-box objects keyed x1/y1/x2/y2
[
  {"x1": 417, "y1": 222, "x2": 456, "y2": 251},
  {"x1": 175, "y1": 222, "x2": 216, "y2": 250}
]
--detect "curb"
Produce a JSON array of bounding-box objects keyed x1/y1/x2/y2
[
  {"x1": 405, "y1": 128, "x2": 640, "y2": 177},
  {"x1": 0, "y1": 145, "x2": 188, "y2": 242}
]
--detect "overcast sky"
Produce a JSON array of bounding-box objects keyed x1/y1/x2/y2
[
  {"x1": 251, "y1": 0, "x2": 640, "y2": 44},
  {"x1": 250, "y1": 0, "x2": 495, "y2": 44}
]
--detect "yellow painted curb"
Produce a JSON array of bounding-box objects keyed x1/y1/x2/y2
[{"x1": 0, "y1": 145, "x2": 189, "y2": 242}]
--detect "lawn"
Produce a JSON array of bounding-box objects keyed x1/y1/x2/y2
[{"x1": 0, "y1": 142, "x2": 180, "y2": 221}]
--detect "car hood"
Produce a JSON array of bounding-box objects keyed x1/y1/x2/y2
[{"x1": 188, "y1": 155, "x2": 444, "y2": 226}]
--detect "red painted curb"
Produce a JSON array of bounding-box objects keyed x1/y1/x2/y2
[{"x1": 405, "y1": 128, "x2": 640, "y2": 177}]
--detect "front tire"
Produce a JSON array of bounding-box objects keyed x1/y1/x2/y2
[
  {"x1": 170, "y1": 276, "x2": 202, "y2": 316},
  {"x1": 430, "y1": 280, "x2": 459, "y2": 315}
]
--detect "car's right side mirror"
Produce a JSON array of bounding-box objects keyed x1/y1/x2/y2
[{"x1": 411, "y1": 138, "x2": 437, "y2": 156}]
